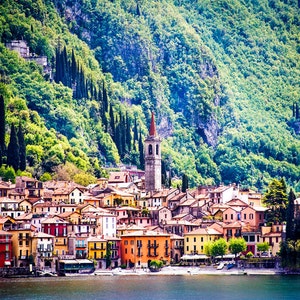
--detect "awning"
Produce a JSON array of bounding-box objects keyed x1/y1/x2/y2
[
  {"x1": 4, "y1": 261, "x2": 11, "y2": 266},
  {"x1": 181, "y1": 255, "x2": 208, "y2": 260}
]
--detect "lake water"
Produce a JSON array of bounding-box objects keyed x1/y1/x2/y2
[{"x1": 1, "y1": 275, "x2": 299, "y2": 300}]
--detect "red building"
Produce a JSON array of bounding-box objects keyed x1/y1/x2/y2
[
  {"x1": 0, "y1": 230, "x2": 12, "y2": 267},
  {"x1": 41, "y1": 217, "x2": 69, "y2": 256}
]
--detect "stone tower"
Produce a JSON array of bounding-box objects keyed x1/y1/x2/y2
[{"x1": 145, "y1": 112, "x2": 161, "y2": 192}]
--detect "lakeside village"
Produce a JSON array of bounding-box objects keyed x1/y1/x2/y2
[{"x1": 0, "y1": 114, "x2": 298, "y2": 277}]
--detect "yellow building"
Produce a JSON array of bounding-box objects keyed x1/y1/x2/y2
[
  {"x1": 87, "y1": 237, "x2": 107, "y2": 269},
  {"x1": 9, "y1": 226, "x2": 34, "y2": 267},
  {"x1": 184, "y1": 227, "x2": 223, "y2": 255}
]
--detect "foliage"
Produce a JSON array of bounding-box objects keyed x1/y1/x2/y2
[
  {"x1": 280, "y1": 240, "x2": 300, "y2": 270},
  {"x1": 0, "y1": 0, "x2": 299, "y2": 190},
  {"x1": 203, "y1": 241, "x2": 213, "y2": 257},
  {"x1": 286, "y1": 188, "x2": 296, "y2": 240},
  {"x1": 228, "y1": 238, "x2": 247, "y2": 257},
  {"x1": 211, "y1": 238, "x2": 228, "y2": 258},
  {"x1": 263, "y1": 178, "x2": 288, "y2": 224},
  {"x1": 257, "y1": 242, "x2": 270, "y2": 253},
  {"x1": 149, "y1": 259, "x2": 163, "y2": 270},
  {"x1": 246, "y1": 251, "x2": 254, "y2": 258}
]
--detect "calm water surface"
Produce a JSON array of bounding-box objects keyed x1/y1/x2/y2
[{"x1": 1, "y1": 275, "x2": 299, "y2": 300}]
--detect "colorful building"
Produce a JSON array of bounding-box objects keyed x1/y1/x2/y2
[
  {"x1": 184, "y1": 227, "x2": 223, "y2": 255},
  {"x1": 41, "y1": 216, "x2": 69, "y2": 256},
  {"x1": 120, "y1": 230, "x2": 171, "y2": 268},
  {"x1": 87, "y1": 237, "x2": 107, "y2": 269},
  {"x1": 0, "y1": 230, "x2": 12, "y2": 267}
]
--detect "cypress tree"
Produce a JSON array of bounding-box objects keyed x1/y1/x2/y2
[
  {"x1": 18, "y1": 123, "x2": 26, "y2": 171},
  {"x1": 115, "y1": 118, "x2": 122, "y2": 157},
  {"x1": 286, "y1": 189, "x2": 296, "y2": 240},
  {"x1": 71, "y1": 48, "x2": 77, "y2": 84},
  {"x1": 7, "y1": 124, "x2": 19, "y2": 171},
  {"x1": 0, "y1": 94, "x2": 5, "y2": 154},
  {"x1": 61, "y1": 46, "x2": 70, "y2": 87},
  {"x1": 109, "y1": 104, "x2": 115, "y2": 138},
  {"x1": 182, "y1": 173, "x2": 189, "y2": 193},
  {"x1": 133, "y1": 116, "x2": 138, "y2": 142},
  {"x1": 138, "y1": 129, "x2": 144, "y2": 169},
  {"x1": 137, "y1": 3, "x2": 141, "y2": 16},
  {"x1": 120, "y1": 112, "x2": 126, "y2": 158},
  {"x1": 102, "y1": 81, "x2": 109, "y2": 112},
  {"x1": 126, "y1": 112, "x2": 131, "y2": 152}
]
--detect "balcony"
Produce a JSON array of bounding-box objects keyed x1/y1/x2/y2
[
  {"x1": 147, "y1": 243, "x2": 159, "y2": 249},
  {"x1": 174, "y1": 245, "x2": 183, "y2": 249},
  {"x1": 75, "y1": 244, "x2": 87, "y2": 248},
  {"x1": 147, "y1": 253, "x2": 159, "y2": 257},
  {"x1": 0, "y1": 239, "x2": 11, "y2": 243},
  {"x1": 91, "y1": 246, "x2": 106, "y2": 250},
  {"x1": 38, "y1": 247, "x2": 53, "y2": 252},
  {"x1": 111, "y1": 245, "x2": 119, "y2": 250}
]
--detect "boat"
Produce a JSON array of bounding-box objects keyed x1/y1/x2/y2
[
  {"x1": 94, "y1": 270, "x2": 114, "y2": 276},
  {"x1": 37, "y1": 270, "x2": 57, "y2": 277},
  {"x1": 227, "y1": 263, "x2": 236, "y2": 270}
]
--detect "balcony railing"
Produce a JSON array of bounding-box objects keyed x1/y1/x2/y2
[
  {"x1": 174, "y1": 245, "x2": 183, "y2": 249},
  {"x1": 38, "y1": 247, "x2": 53, "y2": 252},
  {"x1": 0, "y1": 239, "x2": 11, "y2": 243},
  {"x1": 147, "y1": 253, "x2": 159, "y2": 257},
  {"x1": 147, "y1": 243, "x2": 159, "y2": 249},
  {"x1": 91, "y1": 246, "x2": 106, "y2": 250}
]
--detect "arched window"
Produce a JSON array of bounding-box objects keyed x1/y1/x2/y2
[
  {"x1": 148, "y1": 144, "x2": 153, "y2": 155},
  {"x1": 156, "y1": 144, "x2": 159, "y2": 155}
]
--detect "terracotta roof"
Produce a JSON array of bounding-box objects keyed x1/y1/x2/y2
[
  {"x1": 121, "y1": 229, "x2": 170, "y2": 237},
  {"x1": 185, "y1": 227, "x2": 223, "y2": 236}
]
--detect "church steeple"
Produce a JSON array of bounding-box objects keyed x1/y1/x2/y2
[
  {"x1": 144, "y1": 112, "x2": 161, "y2": 192},
  {"x1": 149, "y1": 111, "x2": 157, "y2": 137}
]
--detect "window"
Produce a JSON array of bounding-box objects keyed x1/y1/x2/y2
[
  {"x1": 249, "y1": 236, "x2": 255, "y2": 242},
  {"x1": 156, "y1": 144, "x2": 159, "y2": 155},
  {"x1": 124, "y1": 240, "x2": 128, "y2": 245},
  {"x1": 148, "y1": 144, "x2": 153, "y2": 155},
  {"x1": 249, "y1": 213, "x2": 254, "y2": 220},
  {"x1": 194, "y1": 237, "x2": 196, "y2": 242},
  {"x1": 186, "y1": 246, "x2": 189, "y2": 252},
  {"x1": 201, "y1": 237, "x2": 203, "y2": 242},
  {"x1": 186, "y1": 237, "x2": 189, "y2": 242}
]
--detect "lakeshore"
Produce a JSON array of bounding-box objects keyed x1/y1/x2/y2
[{"x1": 87, "y1": 265, "x2": 285, "y2": 277}]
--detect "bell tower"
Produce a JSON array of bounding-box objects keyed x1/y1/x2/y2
[{"x1": 144, "y1": 112, "x2": 161, "y2": 192}]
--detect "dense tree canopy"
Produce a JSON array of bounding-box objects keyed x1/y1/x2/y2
[{"x1": 0, "y1": 0, "x2": 299, "y2": 190}]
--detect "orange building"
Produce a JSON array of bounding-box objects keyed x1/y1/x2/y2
[{"x1": 120, "y1": 230, "x2": 171, "y2": 268}]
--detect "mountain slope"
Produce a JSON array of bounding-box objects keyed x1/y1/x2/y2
[{"x1": 0, "y1": 0, "x2": 299, "y2": 190}]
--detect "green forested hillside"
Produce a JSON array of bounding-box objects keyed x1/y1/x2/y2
[{"x1": 0, "y1": 0, "x2": 299, "y2": 191}]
